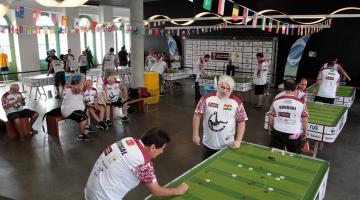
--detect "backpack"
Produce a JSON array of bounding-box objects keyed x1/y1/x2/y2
[{"x1": 42, "y1": 107, "x2": 62, "y2": 132}]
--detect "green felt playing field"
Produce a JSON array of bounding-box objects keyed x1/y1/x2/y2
[
  {"x1": 307, "y1": 102, "x2": 347, "y2": 126},
  {"x1": 307, "y1": 85, "x2": 354, "y2": 97},
  {"x1": 202, "y1": 75, "x2": 252, "y2": 83},
  {"x1": 147, "y1": 142, "x2": 329, "y2": 200}
]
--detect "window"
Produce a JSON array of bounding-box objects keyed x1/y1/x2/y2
[
  {"x1": 36, "y1": 15, "x2": 56, "y2": 59},
  {"x1": 0, "y1": 17, "x2": 12, "y2": 62}
]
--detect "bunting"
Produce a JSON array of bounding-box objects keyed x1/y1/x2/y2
[
  {"x1": 242, "y1": 7, "x2": 248, "y2": 25},
  {"x1": 217, "y1": 0, "x2": 225, "y2": 15},
  {"x1": 203, "y1": 0, "x2": 212, "y2": 11},
  {"x1": 232, "y1": 5, "x2": 239, "y2": 21}
]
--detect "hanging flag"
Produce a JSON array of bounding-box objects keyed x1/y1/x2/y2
[
  {"x1": 290, "y1": 24, "x2": 295, "y2": 35},
  {"x1": 74, "y1": 18, "x2": 80, "y2": 29},
  {"x1": 328, "y1": 19, "x2": 332, "y2": 27},
  {"x1": 51, "y1": 13, "x2": 57, "y2": 25},
  {"x1": 261, "y1": 16, "x2": 266, "y2": 31},
  {"x1": 15, "y1": 6, "x2": 25, "y2": 19},
  {"x1": 232, "y1": 5, "x2": 239, "y2": 21},
  {"x1": 252, "y1": 12, "x2": 258, "y2": 27},
  {"x1": 268, "y1": 18, "x2": 273, "y2": 32},
  {"x1": 242, "y1": 7, "x2": 248, "y2": 25},
  {"x1": 61, "y1": 16, "x2": 68, "y2": 26},
  {"x1": 203, "y1": 0, "x2": 212, "y2": 11},
  {"x1": 188, "y1": 0, "x2": 194, "y2": 2},
  {"x1": 286, "y1": 23, "x2": 289, "y2": 35},
  {"x1": 32, "y1": 10, "x2": 41, "y2": 23},
  {"x1": 276, "y1": 21, "x2": 280, "y2": 33},
  {"x1": 217, "y1": 0, "x2": 225, "y2": 15}
]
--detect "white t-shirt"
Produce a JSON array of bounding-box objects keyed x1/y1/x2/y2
[
  {"x1": 146, "y1": 55, "x2": 157, "y2": 68},
  {"x1": 103, "y1": 53, "x2": 117, "y2": 70},
  {"x1": 150, "y1": 60, "x2": 167, "y2": 74},
  {"x1": 275, "y1": 89, "x2": 307, "y2": 103},
  {"x1": 79, "y1": 55, "x2": 88, "y2": 67},
  {"x1": 253, "y1": 61, "x2": 269, "y2": 85},
  {"x1": 316, "y1": 68, "x2": 340, "y2": 98},
  {"x1": 61, "y1": 88, "x2": 85, "y2": 117},
  {"x1": 193, "y1": 57, "x2": 206, "y2": 76},
  {"x1": 269, "y1": 95, "x2": 308, "y2": 134},
  {"x1": 103, "y1": 81, "x2": 125, "y2": 103},
  {"x1": 68, "y1": 58, "x2": 78, "y2": 72},
  {"x1": 83, "y1": 87, "x2": 98, "y2": 105},
  {"x1": 51, "y1": 60, "x2": 64, "y2": 73},
  {"x1": 195, "y1": 93, "x2": 248, "y2": 150},
  {"x1": 1, "y1": 91, "x2": 24, "y2": 115},
  {"x1": 85, "y1": 137, "x2": 156, "y2": 200},
  {"x1": 319, "y1": 62, "x2": 344, "y2": 75}
]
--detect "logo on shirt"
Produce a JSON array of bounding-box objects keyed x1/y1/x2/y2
[
  {"x1": 208, "y1": 102, "x2": 218, "y2": 108},
  {"x1": 326, "y1": 76, "x2": 334, "y2": 80},
  {"x1": 208, "y1": 111, "x2": 228, "y2": 132},
  {"x1": 223, "y1": 104, "x2": 232, "y2": 111},
  {"x1": 126, "y1": 139, "x2": 135, "y2": 146},
  {"x1": 279, "y1": 112, "x2": 290, "y2": 118},
  {"x1": 104, "y1": 146, "x2": 113, "y2": 156}
]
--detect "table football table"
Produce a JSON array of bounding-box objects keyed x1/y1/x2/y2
[{"x1": 307, "y1": 85, "x2": 356, "y2": 107}]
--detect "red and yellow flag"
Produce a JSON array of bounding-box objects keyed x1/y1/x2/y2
[{"x1": 61, "y1": 16, "x2": 69, "y2": 27}]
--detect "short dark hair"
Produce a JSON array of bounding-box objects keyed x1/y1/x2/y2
[
  {"x1": 284, "y1": 79, "x2": 297, "y2": 91},
  {"x1": 141, "y1": 127, "x2": 170, "y2": 149},
  {"x1": 256, "y1": 53, "x2": 264, "y2": 58},
  {"x1": 330, "y1": 55, "x2": 338, "y2": 61},
  {"x1": 204, "y1": 54, "x2": 210, "y2": 58},
  {"x1": 110, "y1": 47, "x2": 114, "y2": 53},
  {"x1": 60, "y1": 54, "x2": 65, "y2": 60},
  {"x1": 71, "y1": 78, "x2": 80, "y2": 85}
]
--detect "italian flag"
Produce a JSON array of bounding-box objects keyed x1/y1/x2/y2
[
  {"x1": 203, "y1": 0, "x2": 212, "y2": 11},
  {"x1": 223, "y1": 104, "x2": 232, "y2": 110},
  {"x1": 217, "y1": 0, "x2": 225, "y2": 15}
]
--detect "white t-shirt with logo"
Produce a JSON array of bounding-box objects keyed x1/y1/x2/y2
[
  {"x1": 79, "y1": 55, "x2": 88, "y2": 67},
  {"x1": 83, "y1": 87, "x2": 98, "y2": 105},
  {"x1": 1, "y1": 91, "x2": 24, "y2": 115},
  {"x1": 51, "y1": 60, "x2": 65, "y2": 73},
  {"x1": 61, "y1": 88, "x2": 85, "y2": 117},
  {"x1": 103, "y1": 53, "x2": 117, "y2": 70},
  {"x1": 85, "y1": 137, "x2": 156, "y2": 200},
  {"x1": 253, "y1": 61, "x2": 269, "y2": 85},
  {"x1": 275, "y1": 89, "x2": 307, "y2": 103},
  {"x1": 195, "y1": 93, "x2": 248, "y2": 150},
  {"x1": 269, "y1": 95, "x2": 308, "y2": 134},
  {"x1": 146, "y1": 55, "x2": 157, "y2": 68},
  {"x1": 317, "y1": 68, "x2": 340, "y2": 98},
  {"x1": 103, "y1": 81, "x2": 125, "y2": 103},
  {"x1": 150, "y1": 60, "x2": 167, "y2": 74}
]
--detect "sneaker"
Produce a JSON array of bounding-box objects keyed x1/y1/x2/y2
[
  {"x1": 106, "y1": 120, "x2": 112, "y2": 126},
  {"x1": 31, "y1": 129, "x2": 39, "y2": 134},
  {"x1": 77, "y1": 134, "x2": 90, "y2": 141},
  {"x1": 95, "y1": 124, "x2": 104, "y2": 130},
  {"x1": 120, "y1": 116, "x2": 129, "y2": 122},
  {"x1": 85, "y1": 126, "x2": 95, "y2": 132},
  {"x1": 99, "y1": 122, "x2": 109, "y2": 131}
]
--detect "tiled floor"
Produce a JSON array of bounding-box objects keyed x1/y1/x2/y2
[{"x1": 0, "y1": 79, "x2": 359, "y2": 199}]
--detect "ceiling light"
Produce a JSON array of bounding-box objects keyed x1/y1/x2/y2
[
  {"x1": 0, "y1": 0, "x2": 9, "y2": 17},
  {"x1": 34, "y1": 0, "x2": 89, "y2": 7}
]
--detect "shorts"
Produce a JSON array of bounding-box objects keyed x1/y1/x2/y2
[
  {"x1": 1, "y1": 67, "x2": 9, "y2": 72},
  {"x1": 80, "y1": 66, "x2": 88, "y2": 74},
  {"x1": 202, "y1": 145, "x2": 220, "y2": 160},
  {"x1": 107, "y1": 98, "x2": 125, "y2": 107},
  {"x1": 119, "y1": 60, "x2": 128, "y2": 66},
  {"x1": 270, "y1": 129, "x2": 301, "y2": 154},
  {"x1": 314, "y1": 96, "x2": 335, "y2": 104},
  {"x1": 254, "y1": 84, "x2": 265, "y2": 95},
  {"x1": 67, "y1": 110, "x2": 88, "y2": 123},
  {"x1": 7, "y1": 109, "x2": 37, "y2": 121},
  {"x1": 54, "y1": 71, "x2": 66, "y2": 87},
  {"x1": 104, "y1": 68, "x2": 115, "y2": 80}
]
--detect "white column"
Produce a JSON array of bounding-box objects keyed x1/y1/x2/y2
[
  {"x1": 130, "y1": 0, "x2": 144, "y2": 87},
  {"x1": 65, "y1": 8, "x2": 81, "y2": 58},
  {"x1": 101, "y1": 5, "x2": 114, "y2": 53}
]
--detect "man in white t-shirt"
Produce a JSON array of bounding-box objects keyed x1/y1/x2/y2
[
  {"x1": 193, "y1": 54, "x2": 210, "y2": 102},
  {"x1": 253, "y1": 53, "x2": 269, "y2": 108},
  {"x1": 48, "y1": 58, "x2": 66, "y2": 98},
  {"x1": 102, "y1": 47, "x2": 118, "y2": 80},
  {"x1": 151, "y1": 55, "x2": 168, "y2": 93},
  {"x1": 61, "y1": 79, "x2": 89, "y2": 141},
  {"x1": 193, "y1": 75, "x2": 248, "y2": 159},
  {"x1": 268, "y1": 79, "x2": 308, "y2": 153},
  {"x1": 1, "y1": 83, "x2": 39, "y2": 141},
  {"x1": 78, "y1": 50, "x2": 88, "y2": 75},
  {"x1": 275, "y1": 78, "x2": 308, "y2": 103},
  {"x1": 85, "y1": 128, "x2": 189, "y2": 200},
  {"x1": 313, "y1": 65, "x2": 340, "y2": 104},
  {"x1": 319, "y1": 56, "x2": 351, "y2": 82},
  {"x1": 145, "y1": 49, "x2": 157, "y2": 72}
]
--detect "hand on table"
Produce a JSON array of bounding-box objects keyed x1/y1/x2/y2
[
  {"x1": 229, "y1": 140, "x2": 241, "y2": 149},
  {"x1": 192, "y1": 135, "x2": 201, "y2": 146}
]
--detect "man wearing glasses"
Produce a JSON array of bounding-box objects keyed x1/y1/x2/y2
[{"x1": 192, "y1": 75, "x2": 248, "y2": 159}]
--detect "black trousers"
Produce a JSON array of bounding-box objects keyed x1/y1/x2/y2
[
  {"x1": 226, "y1": 65, "x2": 235, "y2": 76},
  {"x1": 314, "y1": 96, "x2": 335, "y2": 104},
  {"x1": 202, "y1": 145, "x2": 220, "y2": 160},
  {"x1": 195, "y1": 81, "x2": 201, "y2": 102},
  {"x1": 270, "y1": 129, "x2": 301, "y2": 154}
]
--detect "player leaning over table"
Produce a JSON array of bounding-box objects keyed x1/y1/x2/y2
[
  {"x1": 84, "y1": 127, "x2": 189, "y2": 200},
  {"x1": 192, "y1": 75, "x2": 248, "y2": 159},
  {"x1": 268, "y1": 79, "x2": 309, "y2": 154}
]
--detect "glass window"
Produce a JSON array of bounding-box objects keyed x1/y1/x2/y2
[
  {"x1": 0, "y1": 17, "x2": 12, "y2": 62},
  {"x1": 36, "y1": 15, "x2": 55, "y2": 59}
]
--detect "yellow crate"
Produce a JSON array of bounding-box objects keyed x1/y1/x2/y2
[
  {"x1": 148, "y1": 88, "x2": 160, "y2": 96},
  {"x1": 144, "y1": 95, "x2": 160, "y2": 104},
  {"x1": 144, "y1": 72, "x2": 159, "y2": 89}
]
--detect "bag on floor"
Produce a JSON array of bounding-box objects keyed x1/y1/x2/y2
[{"x1": 42, "y1": 107, "x2": 62, "y2": 132}]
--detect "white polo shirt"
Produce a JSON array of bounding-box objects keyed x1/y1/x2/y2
[
  {"x1": 316, "y1": 68, "x2": 340, "y2": 98},
  {"x1": 195, "y1": 93, "x2": 248, "y2": 150},
  {"x1": 51, "y1": 60, "x2": 65, "y2": 73},
  {"x1": 253, "y1": 61, "x2": 269, "y2": 85},
  {"x1": 103, "y1": 53, "x2": 117, "y2": 70},
  {"x1": 79, "y1": 55, "x2": 88, "y2": 67},
  {"x1": 150, "y1": 60, "x2": 167, "y2": 74},
  {"x1": 269, "y1": 95, "x2": 308, "y2": 134},
  {"x1": 61, "y1": 88, "x2": 85, "y2": 117},
  {"x1": 1, "y1": 91, "x2": 24, "y2": 115},
  {"x1": 83, "y1": 87, "x2": 98, "y2": 105},
  {"x1": 85, "y1": 137, "x2": 156, "y2": 200},
  {"x1": 103, "y1": 81, "x2": 125, "y2": 103}
]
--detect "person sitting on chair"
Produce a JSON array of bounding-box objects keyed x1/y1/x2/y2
[{"x1": 1, "y1": 83, "x2": 39, "y2": 141}]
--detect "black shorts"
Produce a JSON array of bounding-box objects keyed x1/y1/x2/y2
[
  {"x1": 202, "y1": 145, "x2": 220, "y2": 160},
  {"x1": 80, "y1": 66, "x2": 87, "y2": 74},
  {"x1": 67, "y1": 110, "x2": 88, "y2": 122},
  {"x1": 1, "y1": 67, "x2": 9, "y2": 72},
  {"x1": 270, "y1": 129, "x2": 301, "y2": 154},
  {"x1": 107, "y1": 98, "x2": 125, "y2": 107},
  {"x1": 254, "y1": 84, "x2": 265, "y2": 95},
  {"x1": 7, "y1": 109, "x2": 37, "y2": 121},
  {"x1": 54, "y1": 71, "x2": 66, "y2": 87},
  {"x1": 314, "y1": 96, "x2": 335, "y2": 104}
]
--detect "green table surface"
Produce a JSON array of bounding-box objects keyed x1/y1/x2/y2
[
  {"x1": 307, "y1": 85, "x2": 354, "y2": 97},
  {"x1": 307, "y1": 102, "x2": 347, "y2": 126},
  {"x1": 147, "y1": 142, "x2": 329, "y2": 200},
  {"x1": 202, "y1": 75, "x2": 252, "y2": 84}
]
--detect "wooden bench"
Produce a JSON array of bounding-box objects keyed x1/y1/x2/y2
[{"x1": 0, "y1": 109, "x2": 31, "y2": 140}]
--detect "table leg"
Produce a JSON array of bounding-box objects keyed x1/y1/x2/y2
[
  {"x1": 35, "y1": 87, "x2": 39, "y2": 100},
  {"x1": 313, "y1": 141, "x2": 319, "y2": 158},
  {"x1": 319, "y1": 142, "x2": 324, "y2": 151},
  {"x1": 42, "y1": 86, "x2": 47, "y2": 100},
  {"x1": 30, "y1": 86, "x2": 33, "y2": 98}
]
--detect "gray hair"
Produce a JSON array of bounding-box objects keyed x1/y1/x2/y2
[
  {"x1": 217, "y1": 75, "x2": 235, "y2": 92},
  {"x1": 10, "y1": 83, "x2": 19, "y2": 90}
]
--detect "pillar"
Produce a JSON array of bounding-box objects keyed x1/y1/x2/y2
[{"x1": 65, "y1": 8, "x2": 81, "y2": 58}]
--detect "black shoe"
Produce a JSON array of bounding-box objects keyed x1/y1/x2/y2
[
  {"x1": 31, "y1": 129, "x2": 38, "y2": 134},
  {"x1": 55, "y1": 95, "x2": 61, "y2": 99},
  {"x1": 85, "y1": 126, "x2": 95, "y2": 132},
  {"x1": 95, "y1": 124, "x2": 104, "y2": 130},
  {"x1": 106, "y1": 120, "x2": 112, "y2": 126},
  {"x1": 99, "y1": 122, "x2": 109, "y2": 131},
  {"x1": 77, "y1": 134, "x2": 90, "y2": 141},
  {"x1": 120, "y1": 116, "x2": 129, "y2": 122}
]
